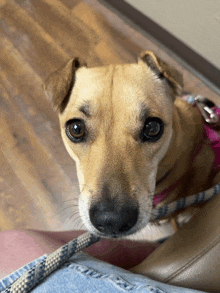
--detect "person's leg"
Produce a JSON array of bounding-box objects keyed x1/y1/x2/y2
[
  {"x1": 1, "y1": 251, "x2": 204, "y2": 293},
  {"x1": 0, "y1": 229, "x2": 158, "y2": 279},
  {"x1": 0, "y1": 230, "x2": 205, "y2": 293}
]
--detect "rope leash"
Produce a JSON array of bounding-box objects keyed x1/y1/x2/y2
[
  {"x1": 3, "y1": 232, "x2": 101, "y2": 293},
  {"x1": 150, "y1": 182, "x2": 220, "y2": 220},
  {"x1": 2, "y1": 182, "x2": 220, "y2": 293}
]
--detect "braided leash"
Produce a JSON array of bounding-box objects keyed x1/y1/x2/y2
[
  {"x1": 3, "y1": 232, "x2": 101, "y2": 293},
  {"x1": 150, "y1": 182, "x2": 220, "y2": 221},
  {"x1": 3, "y1": 182, "x2": 220, "y2": 293}
]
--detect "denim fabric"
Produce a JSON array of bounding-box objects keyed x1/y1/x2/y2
[{"x1": 0, "y1": 253, "x2": 206, "y2": 293}]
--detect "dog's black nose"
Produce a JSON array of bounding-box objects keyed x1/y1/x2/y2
[{"x1": 89, "y1": 199, "x2": 138, "y2": 235}]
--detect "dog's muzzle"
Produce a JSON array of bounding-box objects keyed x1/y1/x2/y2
[{"x1": 89, "y1": 196, "x2": 139, "y2": 237}]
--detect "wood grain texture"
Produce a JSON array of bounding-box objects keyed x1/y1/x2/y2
[{"x1": 0, "y1": 0, "x2": 219, "y2": 232}]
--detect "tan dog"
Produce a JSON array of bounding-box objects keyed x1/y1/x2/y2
[{"x1": 44, "y1": 51, "x2": 219, "y2": 239}]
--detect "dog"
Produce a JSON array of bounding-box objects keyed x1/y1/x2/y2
[{"x1": 44, "y1": 51, "x2": 220, "y2": 240}]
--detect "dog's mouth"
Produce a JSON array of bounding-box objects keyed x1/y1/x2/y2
[
  {"x1": 79, "y1": 168, "x2": 172, "y2": 239},
  {"x1": 79, "y1": 188, "x2": 154, "y2": 239},
  {"x1": 82, "y1": 230, "x2": 159, "y2": 269}
]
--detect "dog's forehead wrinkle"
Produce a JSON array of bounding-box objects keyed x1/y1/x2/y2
[{"x1": 78, "y1": 100, "x2": 90, "y2": 117}]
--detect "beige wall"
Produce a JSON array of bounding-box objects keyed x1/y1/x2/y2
[{"x1": 125, "y1": 0, "x2": 220, "y2": 70}]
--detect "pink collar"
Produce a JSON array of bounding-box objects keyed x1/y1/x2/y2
[{"x1": 153, "y1": 95, "x2": 220, "y2": 207}]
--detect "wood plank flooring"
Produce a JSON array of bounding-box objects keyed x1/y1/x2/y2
[{"x1": 0, "y1": 0, "x2": 219, "y2": 232}]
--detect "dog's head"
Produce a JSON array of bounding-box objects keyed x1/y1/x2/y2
[{"x1": 44, "y1": 51, "x2": 183, "y2": 238}]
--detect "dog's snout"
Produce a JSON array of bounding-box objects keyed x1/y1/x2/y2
[{"x1": 89, "y1": 199, "x2": 138, "y2": 236}]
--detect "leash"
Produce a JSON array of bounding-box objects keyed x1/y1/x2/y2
[
  {"x1": 3, "y1": 94, "x2": 220, "y2": 292},
  {"x1": 3, "y1": 182, "x2": 220, "y2": 293}
]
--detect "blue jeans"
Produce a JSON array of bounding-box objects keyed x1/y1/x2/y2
[{"x1": 0, "y1": 252, "x2": 206, "y2": 293}]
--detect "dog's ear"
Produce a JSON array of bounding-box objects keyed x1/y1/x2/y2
[
  {"x1": 44, "y1": 58, "x2": 86, "y2": 113},
  {"x1": 139, "y1": 51, "x2": 183, "y2": 96}
]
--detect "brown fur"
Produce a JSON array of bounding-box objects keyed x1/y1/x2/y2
[{"x1": 44, "y1": 51, "x2": 218, "y2": 237}]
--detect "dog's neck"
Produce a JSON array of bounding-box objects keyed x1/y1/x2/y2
[{"x1": 155, "y1": 97, "x2": 217, "y2": 206}]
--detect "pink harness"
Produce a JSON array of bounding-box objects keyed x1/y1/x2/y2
[{"x1": 153, "y1": 95, "x2": 220, "y2": 207}]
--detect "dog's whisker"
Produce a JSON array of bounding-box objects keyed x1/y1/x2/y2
[
  {"x1": 70, "y1": 213, "x2": 81, "y2": 222},
  {"x1": 68, "y1": 211, "x2": 80, "y2": 221},
  {"x1": 71, "y1": 214, "x2": 82, "y2": 226},
  {"x1": 58, "y1": 204, "x2": 78, "y2": 214},
  {"x1": 75, "y1": 218, "x2": 83, "y2": 229},
  {"x1": 62, "y1": 199, "x2": 78, "y2": 204},
  {"x1": 70, "y1": 220, "x2": 80, "y2": 230},
  {"x1": 79, "y1": 222, "x2": 85, "y2": 231},
  {"x1": 49, "y1": 205, "x2": 77, "y2": 220}
]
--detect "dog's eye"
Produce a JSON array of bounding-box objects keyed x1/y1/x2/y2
[
  {"x1": 141, "y1": 117, "x2": 164, "y2": 142},
  {"x1": 65, "y1": 119, "x2": 86, "y2": 142}
]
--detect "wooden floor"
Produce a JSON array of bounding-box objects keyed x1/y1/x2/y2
[{"x1": 0, "y1": 0, "x2": 219, "y2": 232}]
